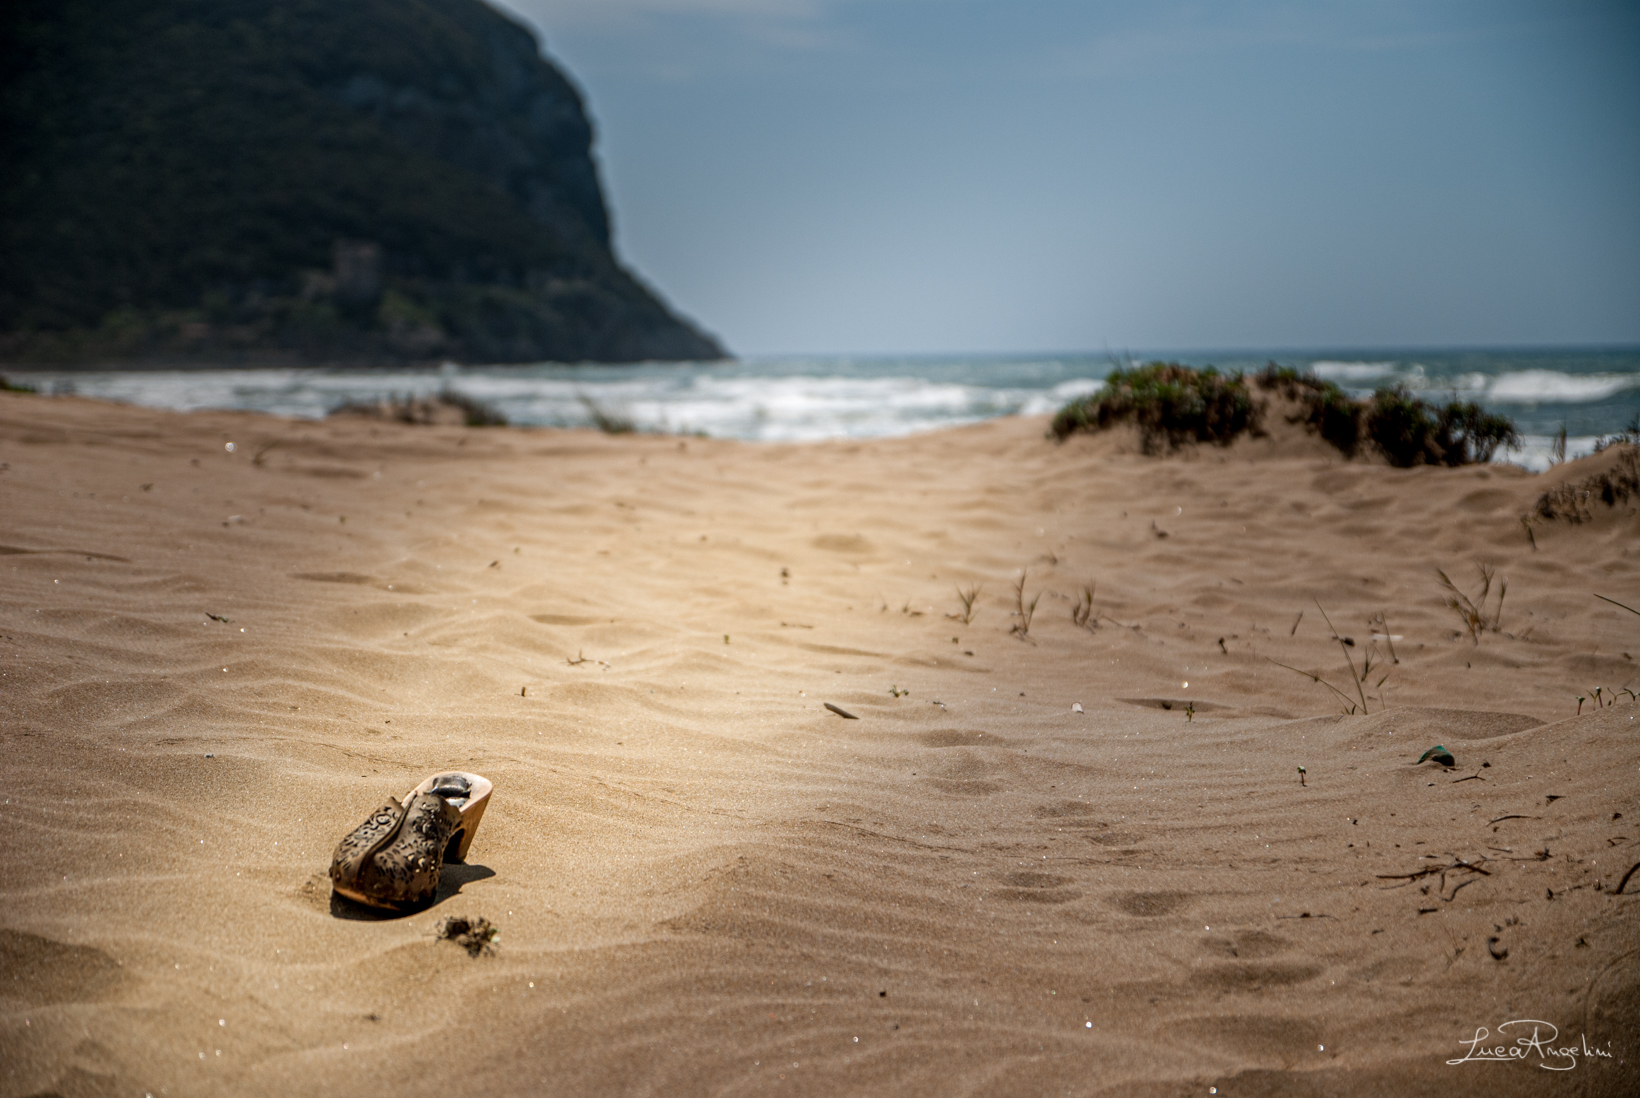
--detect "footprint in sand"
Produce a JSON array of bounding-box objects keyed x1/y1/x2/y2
[
  {"x1": 1192, "y1": 961, "x2": 1322, "y2": 992},
  {"x1": 0, "y1": 928, "x2": 130, "y2": 1005},
  {"x1": 925, "y1": 752, "x2": 1005, "y2": 796},
  {"x1": 1033, "y1": 802, "x2": 1143, "y2": 846},
  {"x1": 1031, "y1": 799, "x2": 1096, "y2": 823},
  {"x1": 1201, "y1": 928, "x2": 1290, "y2": 959},
  {"x1": 1111, "y1": 890, "x2": 1193, "y2": 917},
  {"x1": 1193, "y1": 926, "x2": 1322, "y2": 990}
]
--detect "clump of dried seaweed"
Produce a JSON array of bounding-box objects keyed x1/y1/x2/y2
[{"x1": 436, "y1": 915, "x2": 499, "y2": 957}]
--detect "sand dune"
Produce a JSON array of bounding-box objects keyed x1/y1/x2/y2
[{"x1": 2, "y1": 392, "x2": 1637, "y2": 1096}]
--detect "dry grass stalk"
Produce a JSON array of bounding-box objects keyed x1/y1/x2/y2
[
  {"x1": 1316, "y1": 601, "x2": 1370, "y2": 713},
  {"x1": 1268, "y1": 600, "x2": 1389, "y2": 715},
  {"x1": 953, "y1": 584, "x2": 982, "y2": 625},
  {"x1": 1369, "y1": 611, "x2": 1400, "y2": 664},
  {"x1": 1437, "y1": 563, "x2": 1506, "y2": 645},
  {"x1": 1009, "y1": 570, "x2": 1041, "y2": 641},
  {"x1": 1071, "y1": 582, "x2": 1098, "y2": 631},
  {"x1": 1267, "y1": 656, "x2": 1359, "y2": 713}
]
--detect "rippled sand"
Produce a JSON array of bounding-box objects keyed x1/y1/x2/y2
[{"x1": 2, "y1": 393, "x2": 1636, "y2": 1096}]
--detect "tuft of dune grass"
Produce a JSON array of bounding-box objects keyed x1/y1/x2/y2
[
  {"x1": 328, "y1": 387, "x2": 506, "y2": 427},
  {"x1": 1534, "y1": 443, "x2": 1640, "y2": 523},
  {"x1": 1052, "y1": 361, "x2": 1519, "y2": 468},
  {"x1": 1049, "y1": 362, "x2": 1259, "y2": 452}
]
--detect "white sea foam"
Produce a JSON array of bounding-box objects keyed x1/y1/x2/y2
[
  {"x1": 1309, "y1": 361, "x2": 1399, "y2": 382},
  {"x1": 17, "y1": 364, "x2": 1111, "y2": 443},
  {"x1": 1500, "y1": 435, "x2": 1600, "y2": 473},
  {"x1": 1020, "y1": 377, "x2": 1105, "y2": 416},
  {"x1": 1484, "y1": 370, "x2": 1638, "y2": 403},
  {"x1": 1305, "y1": 362, "x2": 1638, "y2": 405}
]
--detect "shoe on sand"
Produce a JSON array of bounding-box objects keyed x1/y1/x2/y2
[
  {"x1": 409, "y1": 771, "x2": 493, "y2": 863},
  {"x1": 329, "y1": 772, "x2": 493, "y2": 909}
]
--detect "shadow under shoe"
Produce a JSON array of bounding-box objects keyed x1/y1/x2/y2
[{"x1": 330, "y1": 792, "x2": 462, "y2": 910}]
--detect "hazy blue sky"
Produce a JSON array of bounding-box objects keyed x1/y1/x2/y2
[{"x1": 491, "y1": 0, "x2": 1640, "y2": 356}]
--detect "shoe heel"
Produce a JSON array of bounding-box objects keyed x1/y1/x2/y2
[
  {"x1": 410, "y1": 771, "x2": 493, "y2": 863},
  {"x1": 450, "y1": 786, "x2": 490, "y2": 862}
]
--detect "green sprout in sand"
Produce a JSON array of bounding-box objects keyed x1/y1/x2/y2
[{"x1": 1297, "y1": 766, "x2": 1306, "y2": 787}]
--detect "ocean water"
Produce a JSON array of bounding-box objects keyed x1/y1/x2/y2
[{"x1": 8, "y1": 347, "x2": 1637, "y2": 471}]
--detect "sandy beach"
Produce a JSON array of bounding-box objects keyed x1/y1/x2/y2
[{"x1": 2, "y1": 390, "x2": 1637, "y2": 1097}]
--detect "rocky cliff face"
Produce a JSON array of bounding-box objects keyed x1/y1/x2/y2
[{"x1": 0, "y1": 0, "x2": 725, "y2": 365}]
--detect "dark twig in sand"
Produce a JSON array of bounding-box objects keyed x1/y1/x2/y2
[
  {"x1": 1378, "y1": 857, "x2": 1490, "y2": 900},
  {"x1": 824, "y1": 702, "x2": 858, "y2": 720},
  {"x1": 567, "y1": 650, "x2": 589, "y2": 665},
  {"x1": 1596, "y1": 593, "x2": 1640, "y2": 618},
  {"x1": 1617, "y1": 862, "x2": 1640, "y2": 895},
  {"x1": 1445, "y1": 877, "x2": 1481, "y2": 902},
  {"x1": 1289, "y1": 610, "x2": 1303, "y2": 636},
  {"x1": 1489, "y1": 815, "x2": 1538, "y2": 825}
]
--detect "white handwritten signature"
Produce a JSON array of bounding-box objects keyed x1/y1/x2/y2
[{"x1": 1448, "y1": 1019, "x2": 1615, "y2": 1071}]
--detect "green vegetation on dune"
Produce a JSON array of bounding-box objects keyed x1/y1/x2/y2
[
  {"x1": 1050, "y1": 362, "x2": 1258, "y2": 451},
  {"x1": 1363, "y1": 385, "x2": 1518, "y2": 467},
  {"x1": 1053, "y1": 361, "x2": 1519, "y2": 467},
  {"x1": 0, "y1": 0, "x2": 725, "y2": 365},
  {"x1": 1253, "y1": 365, "x2": 1362, "y2": 457}
]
